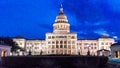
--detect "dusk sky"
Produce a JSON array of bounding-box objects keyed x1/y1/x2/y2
[{"x1": 0, "y1": 0, "x2": 120, "y2": 40}]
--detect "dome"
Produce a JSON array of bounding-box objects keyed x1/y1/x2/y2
[
  {"x1": 56, "y1": 13, "x2": 67, "y2": 19},
  {"x1": 55, "y1": 6, "x2": 68, "y2": 23}
]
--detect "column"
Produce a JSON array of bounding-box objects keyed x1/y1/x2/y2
[
  {"x1": 0, "y1": 50, "x2": 2, "y2": 61},
  {"x1": 119, "y1": 51, "x2": 120, "y2": 58},
  {"x1": 117, "y1": 51, "x2": 119, "y2": 58}
]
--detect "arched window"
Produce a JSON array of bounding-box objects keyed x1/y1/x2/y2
[
  {"x1": 56, "y1": 45, "x2": 59, "y2": 48},
  {"x1": 60, "y1": 45, "x2": 63, "y2": 48},
  {"x1": 60, "y1": 41, "x2": 63, "y2": 44},
  {"x1": 64, "y1": 41, "x2": 67, "y2": 44},
  {"x1": 56, "y1": 41, "x2": 59, "y2": 44}
]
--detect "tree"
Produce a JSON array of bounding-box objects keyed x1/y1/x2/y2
[{"x1": 0, "y1": 37, "x2": 23, "y2": 52}]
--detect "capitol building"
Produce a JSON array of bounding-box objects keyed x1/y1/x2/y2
[{"x1": 13, "y1": 6, "x2": 115, "y2": 56}]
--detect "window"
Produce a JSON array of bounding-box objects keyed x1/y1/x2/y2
[
  {"x1": 64, "y1": 41, "x2": 67, "y2": 44},
  {"x1": 101, "y1": 43, "x2": 104, "y2": 45},
  {"x1": 56, "y1": 50, "x2": 59, "y2": 54},
  {"x1": 102, "y1": 46, "x2": 104, "y2": 49},
  {"x1": 35, "y1": 47, "x2": 38, "y2": 49},
  {"x1": 84, "y1": 47, "x2": 87, "y2": 49},
  {"x1": 64, "y1": 45, "x2": 67, "y2": 48},
  {"x1": 27, "y1": 47, "x2": 29, "y2": 49},
  {"x1": 68, "y1": 41, "x2": 70, "y2": 44},
  {"x1": 35, "y1": 43, "x2": 39, "y2": 45},
  {"x1": 60, "y1": 41, "x2": 63, "y2": 44},
  {"x1": 68, "y1": 36, "x2": 71, "y2": 38},
  {"x1": 52, "y1": 45, "x2": 55, "y2": 48},
  {"x1": 56, "y1": 36, "x2": 67, "y2": 38},
  {"x1": 78, "y1": 43, "x2": 82, "y2": 45},
  {"x1": 65, "y1": 50, "x2": 67, "y2": 54},
  {"x1": 61, "y1": 25, "x2": 62, "y2": 28},
  {"x1": 84, "y1": 43, "x2": 88, "y2": 45},
  {"x1": 56, "y1": 45, "x2": 59, "y2": 48},
  {"x1": 56, "y1": 41, "x2": 59, "y2": 44},
  {"x1": 68, "y1": 50, "x2": 71, "y2": 54},
  {"x1": 54, "y1": 26, "x2": 57, "y2": 29},
  {"x1": 52, "y1": 50, "x2": 54, "y2": 53},
  {"x1": 72, "y1": 46, "x2": 75, "y2": 48},
  {"x1": 94, "y1": 43, "x2": 96, "y2": 45},
  {"x1": 106, "y1": 43, "x2": 108, "y2": 45},
  {"x1": 52, "y1": 36, "x2": 55, "y2": 39},
  {"x1": 94, "y1": 47, "x2": 97, "y2": 49},
  {"x1": 48, "y1": 36, "x2": 51, "y2": 39},
  {"x1": 68, "y1": 46, "x2": 71, "y2": 49},
  {"x1": 91, "y1": 43, "x2": 93, "y2": 45},
  {"x1": 64, "y1": 25, "x2": 66, "y2": 28},
  {"x1": 72, "y1": 41, "x2": 75, "y2": 44},
  {"x1": 52, "y1": 41, "x2": 55, "y2": 44},
  {"x1": 30, "y1": 43, "x2": 32, "y2": 45},
  {"x1": 48, "y1": 41, "x2": 51, "y2": 44},
  {"x1": 91, "y1": 47, "x2": 93, "y2": 49},
  {"x1": 72, "y1": 36, "x2": 75, "y2": 39},
  {"x1": 60, "y1": 50, "x2": 63, "y2": 54},
  {"x1": 60, "y1": 45, "x2": 63, "y2": 48},
  {"x1": 20, "y1": 43, "x2": 22, "y2": 45}
]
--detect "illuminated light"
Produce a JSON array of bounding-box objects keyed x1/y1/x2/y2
[{"x1": 2, "y1": 50, "x2": 6, "y2": 57}]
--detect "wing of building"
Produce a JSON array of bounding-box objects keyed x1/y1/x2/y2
[{"x1": 13, "y1": 6, "x2": 115, "y2": 56}]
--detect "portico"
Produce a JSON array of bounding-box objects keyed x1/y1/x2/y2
[{"x1": 0, "y1": 45, "x2": 11, "y2": 57}]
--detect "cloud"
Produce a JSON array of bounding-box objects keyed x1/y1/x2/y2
[
  {"x1": 0, "y1": 0, "x2": 120, "y2": 39},
  {"x1": 94, "y1": 28, "x2": 110, "y2": 36},
  {"x1": 62, "y1": 0, "x2": 107, "y2": 23},
  {"x1": 84, "y1": 20, "x2": 109, "y2": 26}
]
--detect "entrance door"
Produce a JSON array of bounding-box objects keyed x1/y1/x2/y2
[
  {"x1": 115, "y1": 51, "x2": 118, "y2": 58},
  {"x1": 1, "y1": 50, "x2": 6, "y2": 57}
]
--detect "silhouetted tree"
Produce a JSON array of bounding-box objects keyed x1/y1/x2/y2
[{"x1": 0, "y1": 37, "x2": 23, "y2": 52}]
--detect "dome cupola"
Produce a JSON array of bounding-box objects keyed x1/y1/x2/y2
[
  {"x1": 53, "y1": 5, "x2": 70, "y2": 33},
  {"x1": 55, "y1": 5, "x2": 68, "y2": 23}
]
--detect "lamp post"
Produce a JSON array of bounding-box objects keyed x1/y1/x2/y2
[
  {"x1": 102, "y1": 49, "x2": 104, "y2": 56},
  {"x1": 17, "y1": 49, "x2": 20, "y2": 56},
  {"x1": 78, "y1": 47, "x2": 80, "y2": 55},
  {"x1": 87, "y1": 44, "x2": 90, "y2": 56}
]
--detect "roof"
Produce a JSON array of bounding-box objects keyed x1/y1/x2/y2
[
  {"x1": 26, "y1": 39, "x2": 45, "y2": 40},
  {"x1": 0, "y1": 45, "x2": 11, "y2": 48},
  {"x1": 78, "y1": 38, "x2": 97, "y2": 40},
  {"x1": 111, "y1": 41, "x2": 120, "y2": 47},
  {"x1": 100, "y1": 35, "x2": 113, "y2": 38},
  {"x1": 14, "y1": 36, "x2": 25, "y2": 39}
]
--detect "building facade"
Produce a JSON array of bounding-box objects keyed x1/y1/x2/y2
[
  {"x1": 110, "y1": 41, "x2": 120, "y2": 58},
  {"x1": 0, "y1": 45, "x2": 11, "y2": 57},
  {"x1": 46, "y1": 6, "x2": 77, "y2": 55},
  {"x1": 13, "y1": 6, "x2": 115, "y2": 56}
]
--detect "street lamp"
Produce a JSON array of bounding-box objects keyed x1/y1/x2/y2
[
  {"x1": 102, "y1": 49, "x2": 104, "y2": 56},
  {"x1": 17, "y1": 49, "x2": 20, "y2": 56},
  {"x1": 87, "y1": 44, "x2": 90, "y2": 56},
  {"x1": 78, "y1": 47, "x2": 80, "y2": 55}
]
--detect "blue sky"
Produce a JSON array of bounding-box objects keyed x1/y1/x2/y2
[{"x1": 0, "y1": 0, "x2": 120, "y2": 40}]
